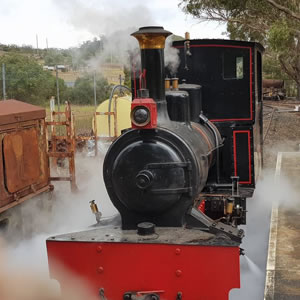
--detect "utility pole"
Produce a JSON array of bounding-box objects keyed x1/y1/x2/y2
[
  {"x1": 93, "y1": 71, "x2": 97, "y2": 109},
  {"x1": 2, "y1": 63, "x2": 6, "y2": 100},
  {"x1": 46, "y1": 38, "x2": 48, "y2": 50},
  {"x1": 56, "y1": 66, "x2": 60, "y2": 112},
  {"x1": 36, "y1": 34, "x2": 39, "y2": 55}
]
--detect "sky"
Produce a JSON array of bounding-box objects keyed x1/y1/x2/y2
[{"x1": 0, "y1": 0, "x2": 227, "y2": 49}]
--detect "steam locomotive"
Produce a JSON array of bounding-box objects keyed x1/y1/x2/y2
[{"x1": 47, "y1": 26, "x2": 263, "y2": 299}]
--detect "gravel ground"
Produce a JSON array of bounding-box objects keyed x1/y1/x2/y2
[{"x1": 263, "y1": 100, "x2": 300, "y2": 169}]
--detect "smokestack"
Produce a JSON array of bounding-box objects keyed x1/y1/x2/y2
[{"x1": 131, "y1": 26, "x2": 171, "y2": 102}]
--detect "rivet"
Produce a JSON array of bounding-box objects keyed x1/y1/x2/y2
[
  {"x1": 97, "y1": 246, "x2": 102, "y2": 253},
  {"x1": 175, "y1": 248, "x2": 181, "y2": 255},
  {"x1": 97, "y1": 266, "x2": 104, "y2": 274},
  {"x1": 175, "y1": 269, "x2": 182, "y2": 277}
]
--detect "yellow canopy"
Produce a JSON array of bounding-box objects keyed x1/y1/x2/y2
[{"x1": 94, "y1": 95, "x2": 131, "y2": 137}]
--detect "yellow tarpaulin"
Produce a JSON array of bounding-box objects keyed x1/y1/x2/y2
[{"x1": 94, "y1": 95, "x2": 131, "y2": 136}]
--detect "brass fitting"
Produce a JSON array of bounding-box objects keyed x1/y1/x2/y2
[
  {"x1": 90, "y1": 200, "x2": 102, "y2": 223},
  {"x1": 172, "y1": 78, "x2": 179, "y2": 90},
  {"x1": 226, "y1": 201, "x2": 234, "y2": 215},
  {"x1": 90, "y1": 200, "x2": 99, "y2": 213},
  {"x1": 165, "y1": 78, "x2": 171, "y2": 90},
  {"x1": 131, "y1": 26, "x2": 171, "y2": 49}
]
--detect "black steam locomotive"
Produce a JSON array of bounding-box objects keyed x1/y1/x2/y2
[
  {"x1": 104, "y1": 27, "x2": 263, "y2": 235},
  {"x1": 47, "y1": 26, "x2": 264, "y2": 300}
]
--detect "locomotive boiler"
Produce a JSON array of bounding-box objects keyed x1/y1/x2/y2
[{"x1": 47, "y1": 26, "x2": 264, "y2": 300}]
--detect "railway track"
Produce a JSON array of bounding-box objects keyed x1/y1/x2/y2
[{"x1": 263, "y1": 101, "x2": 300, "y2": 142}]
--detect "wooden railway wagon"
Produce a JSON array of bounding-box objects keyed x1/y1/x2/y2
[
  {"x1": 263, "y1": 79, "x2": 285, "y2": 100},
  {"x1": 0, "y1": 100, "x2": 52, "y2": 229}
]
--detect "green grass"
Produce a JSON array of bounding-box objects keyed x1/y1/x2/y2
[
  {"x1": 45, "y1": 104, "x2": 96, "y2": 116},
  {"x1": 46, "y1": 104, "x2": 97, "y2": 135}
]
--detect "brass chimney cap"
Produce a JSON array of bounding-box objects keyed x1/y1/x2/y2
[{"x1": 131, "y1": 26, "x2": 172, "y2": 49}]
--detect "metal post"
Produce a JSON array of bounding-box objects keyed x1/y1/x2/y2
[
  {"x1": 56, "y1": 66, "x2": 60, "y2": 112},
  {"x1": 2, "y1": 63, "x2": 6, "y2": 100},
  {"x1": 93, "y1": 71, "x2": 97, "y2": 109},
  {"x1": 66, "y1": 101, "x2": 77, "y2": 191},
  {"x1": 94, "y1": 112, "x2": 98, "y2": 157},
  {"x1": 114, "y1": 95, "x2": 118, "y2": 138},
  {"x1": 50, "y1": 96, "x2": 57, "y2": 168},
  {"x1": 36, "y1": 34, "x2": 39, "y2": 55}
]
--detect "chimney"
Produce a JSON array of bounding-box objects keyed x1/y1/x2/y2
[{"x1": 131, "y1": 26, "x2": 172, "y2": 123}]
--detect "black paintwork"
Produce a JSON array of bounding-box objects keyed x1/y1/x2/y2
[
  {"x1": 104, "y1": 34, "x2": 263, "y2": 233},
  {"x1": 103, "y1": 123, "x2": 218, "y2": 229},
  {"x1": 171, "y1": 39, "x2": 264, "y2": 192},
  {"x1": 179, "y1": 83, "x2": 202, "y2": 122},
  {"x1": 166, "y1": 90, "x2": 190, "y2": 123}
]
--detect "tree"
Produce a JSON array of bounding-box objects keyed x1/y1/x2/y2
[
  {"x1": 180, "y1": 0, "x2": 300, "y2": 99},
  {"x1": 44, "y1": 49, "x2": 73, "y2": 67},
  {"x1": 0, "y1": 53, "x2": 67, "y2": 105},
  {"x1": 69, "y1": 38, "x2": 103, "y2": 70},
  {"x1": 69, "y1": 73, "x2": 112, "y2": 105},
  {"x1": 123, "y1": 67, "x2": 131, "y2": 88}
]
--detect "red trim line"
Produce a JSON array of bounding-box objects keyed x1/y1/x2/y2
[
  {"x1": 174, "y1": 44, "x2": 252, "y2": 50},
  {"x1": 233, "y1": 130, "x2": 252, "y2": 185},
  {"x1": 175, "y1": 44, "x2": 253, "y2": 122}
]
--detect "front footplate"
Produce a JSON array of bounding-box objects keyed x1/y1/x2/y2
[{"x1": 186, "y1": 207, "x2": 244, "y2": 243}]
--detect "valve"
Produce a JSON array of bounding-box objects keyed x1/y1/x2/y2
[{"x1": 90, "y1": 200, "x2": 102, "y2": 223}]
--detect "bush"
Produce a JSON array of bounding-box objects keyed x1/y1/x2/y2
[
  {"x1": 69, "y1": 73, "x2": 112, "y2": 105},
  {"x1": 0, "y1": 53, "x2": 66, "y2": 105}
]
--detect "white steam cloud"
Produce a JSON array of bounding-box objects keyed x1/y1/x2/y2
[
  {"x1": 3, "y1": 152, "x2": 117, "y2": 269},
  {"x1": 2, "y1": 156, "x2": 300, "y2": 299},
  {"x1": 230, "y1": 170, "x2": 300, "y2": 299},
  {"x1": 0, "y1": 151, "x2": 117, "y2": 299},
  {"x1": 53, "y1": 0, "x2": 155, "y2": 37},
  {"x1": 165, "y1": 36, "x2": 180, "y2": 76},
  {"x1": 53, "y1": 0, "x2": 180, "y2": 75}
]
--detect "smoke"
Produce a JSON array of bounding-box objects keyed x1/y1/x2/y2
[
  {"x1": 52, "y1": 0, "x2": 152, "y2": 70},
  {"x1": 165, "y1": 36, "x2": 180, "y2": 76},
  {"x1": 0, "y1": 240, "x2": 98, "y2": 300},
  {"x1": 52, "y1": 0, "x2": 180, "y2": 75},
  {"x1": 230, "y1": 170, "x2": 300, "y2": 299},
  {"x1": 2, "y1": 154, "x2": 300, "y2": 299},
  {"x1": 52, "y1": 0, "x2": 154, "y2": 38},
  {"x1": 17, "y1": 153, "x2": 117, "y2": 237},
  {"x1": 2, "y1": 151, "x2": 117, "y2": 270},
  {"x1": 0, "y1": 149, "x2": 117, "y2": 298}
]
